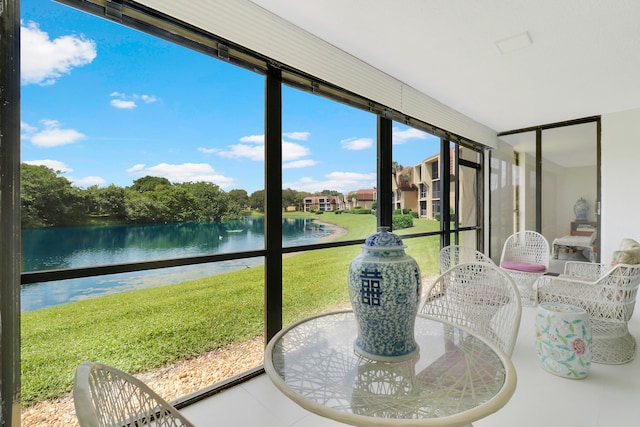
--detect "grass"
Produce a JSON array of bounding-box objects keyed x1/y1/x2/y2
[{"x1": 20, "y1": 212, "x2": 442, "y2": 406}]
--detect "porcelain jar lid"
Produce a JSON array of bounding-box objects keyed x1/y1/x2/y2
[{"x1": 362, "y1": 226, "x2": 407, "y2": 250}]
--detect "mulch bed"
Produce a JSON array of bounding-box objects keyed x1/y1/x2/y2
[{"x1": 21, "y1": 336, "x2": 265, "y2": 427}]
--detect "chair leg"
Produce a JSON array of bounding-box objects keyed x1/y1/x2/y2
[
  {"x1": 501, "y1": 269, "x2": 539, "y2": 307},
  {"x1": 590, "y1": 319, "x2": 637, "y2": 364},
  {"x1": 518, "y1": 284, "x2": 537, "y2": 308}
]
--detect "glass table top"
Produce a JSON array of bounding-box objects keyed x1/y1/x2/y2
[{"x1": 264, "y1": 310, "x2": 516, "y2": 426}]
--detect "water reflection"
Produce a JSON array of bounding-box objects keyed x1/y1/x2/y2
[
  {"x1": 22, "y1": 216, "x2": 333, "y2": 271},
  {"x1": 21, "y1": 216, "x2": 339, "y2": 311}
]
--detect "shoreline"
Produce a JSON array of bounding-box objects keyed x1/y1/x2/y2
[
  {"x1": 23, "y1": 216, "x2": 347, "y2": 312},
  {"x1": 315, "y1": 218, "x2": 349, "y2": 242},
  {"x1": 281, "y1": 218, "x2": 348, "y2": 259}
]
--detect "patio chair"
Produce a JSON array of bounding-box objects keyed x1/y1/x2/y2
[
  {"x1": 420, "y1": 262, "x2": 522, "y2": 356},
  {"x1": 500, "y1": 230, "x2": 550, "y2": 307},
  {"x1": 537, "y1": 261, "x2": 640, "y2": 364},
  {"x1": 73, "y1": 362, "x2": 195, "y2": 427},
  {"x1": 438, "y1": 244, "x2": 495, "y2": 272}
]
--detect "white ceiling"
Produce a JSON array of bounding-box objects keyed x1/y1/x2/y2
[{"x1": 249, "y1": 0, "x2": 640, "y2": 134}]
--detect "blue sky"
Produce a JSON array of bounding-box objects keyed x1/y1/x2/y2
[{"x1": 20, "y1": 0, "x2": 440, "y2": 195}]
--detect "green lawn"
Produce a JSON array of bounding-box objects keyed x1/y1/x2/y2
[{"x1": 21, "y1": 212, "x2": 442, "y2": 405}]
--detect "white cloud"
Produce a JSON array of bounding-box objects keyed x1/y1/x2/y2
[
  {"x1": 109, "y1": 92, "x2": 158, "y2": 109},
  {"x1": 23, "y1": 159, "x2": 72, "y2": 173},
  {"x1": 239, "y1": 134, "x2": 264, "y2": 144},
  {"x1": 213, "y1": 134, "x2": 312, "y2": 163},
  {"x1": 325, "y1": 171, "x2": 377, "y2": 181},
  {"x1": 22, "y1": 119, "x2": 86, "y2": 148},
  {"x1": 21, "y1": 121, "x2": 38, "y2": 138},
  {"x1": 126, "y1": 164, "x2": 146, "y2": 174},
  {"x1": 393, "y1": 127, "x2": 428, "y2": 144},
  {"x1": 341, "y1": 137, "x2": 373, "y2": 151},
  {"x1": 283, "y1": 131, "x2": 310, "y2": 141},
  {"x1": 283, "y1": 159, "x2": 318, "y2": 169},
  {"x1": 141, "y1": 95, "x2": 157, "y2": 104},
  {"x1": 282, "y1": 141, "x2": 311, "y2": 161},
  {"x1": 21, "y1": 21, "x2": 97, "y2": 86},
  {"x1": 126, "y1": 162, "x2": 235, "y2": 188},
  {"x1": 217, "y1": 143, "x2": 264, "y2": 161},
  {"x1": 197, "y1": 147, "x2": 221, "y2": 154},
  {"x1": 110, "y1": 99, "x2": 137, "y2": 109},
  {"x1": 283, "y1": 171, "x2": 376, "y2": 194},
  {"x1": 69, "y1": 176, "x2": 107, "y2": 187}
]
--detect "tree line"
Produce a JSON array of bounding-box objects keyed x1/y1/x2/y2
[{"x1": 20, "y1": 164, "x2": 336, "y2": 228}]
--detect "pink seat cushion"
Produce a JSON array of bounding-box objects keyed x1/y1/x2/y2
[{"x1": 501, "y1": 260, "x2": 547, "y2": 273}]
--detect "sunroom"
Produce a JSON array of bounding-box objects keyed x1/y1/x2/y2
[{"x1": 2, "y1": 1, "x2": 640, "y2": 426}]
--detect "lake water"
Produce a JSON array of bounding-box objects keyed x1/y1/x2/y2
[{"x1": 21, "y1": 216, "x2": 338, "y2": 312}]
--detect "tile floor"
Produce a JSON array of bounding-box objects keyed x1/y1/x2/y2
[{"x1": 181, "y1": 305, "x2": 640, "y2": 426}]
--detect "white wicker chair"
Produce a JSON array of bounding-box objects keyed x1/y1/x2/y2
[
  {"x1": 500, "y1": 230, "x2": 550, "y2": 307},
  {"x1": 74, "y1": 362, "x2": 195, "y2": 427},
  {"x1": 438, "y1": 245, "x2": 495, "y2": 272},
  {"x1": 536, "y1": 261, "x2": 640, "y2": 364},
  {"x1": 420, "y1": 262, "x2": 522, "y2": 356}
]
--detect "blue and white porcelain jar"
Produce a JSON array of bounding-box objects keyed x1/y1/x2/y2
[
  {"x1": 348, "y1": 227, "x2": 421, "y2": 362},
  {"x1": 573, "y1": 197, "x2": 588, "y2": 221}
]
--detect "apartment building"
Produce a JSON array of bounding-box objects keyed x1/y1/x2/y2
[
  {"x1": 389, "y1": 147, "x2": 480, "y2": 221},
  {"x1": 302, "y1": 195, "x2": 339, "y2": 212},
  {"x1": 345, "y1": 189, "x2": 377, "y2": 210}
]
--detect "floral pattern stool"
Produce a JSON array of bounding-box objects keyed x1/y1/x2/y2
[{"x1": 535, "y1": 302, "x2": 592, "y2": 379}]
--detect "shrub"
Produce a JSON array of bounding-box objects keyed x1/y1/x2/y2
[
  {"x1": 353, "y1": 208, "x2": 372, "y2": 215},
  {"x1": 393, "y1": 214, "x2": 414, "y2": 230}
]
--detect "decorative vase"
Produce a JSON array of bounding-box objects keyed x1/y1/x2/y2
[
  {"x1": 535, "y1": 302, "x2": 592, "y2": 379},
  {"x1": 573, "y1": 197, "x2": 588, "y2": 220},
  {"x1": 348, "y1": 226, "x2": 421, "y2": 362}
]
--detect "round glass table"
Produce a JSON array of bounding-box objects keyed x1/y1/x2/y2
[{"x1": 264, "y1": 310, "x2": 516, "y2": 427}]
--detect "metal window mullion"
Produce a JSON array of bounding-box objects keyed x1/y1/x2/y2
[
  {"x1": 0, "y1": 0, "x2": 22, "y2": 424},
  {"x1": 440, "y1": 138, "x2": 451, "y2": 247},
  {"x1": 477, "y1": 150, "x2": 485, "y2": 251},
  {"x1": 377, "y1": 114, "x2": 393, "y2": 229},
  {"x1": 453, "y1": 144, "x2": 460, "y2": 244},
  {"x1": 595, "y1": 118, "x2": 601, "y2": 262},
  {"x1": 535, "y1": 128, "x2": 542, "y2": 232},
  {"x1": 264, "y1": 66, "x2": 283, "y2": 342}
]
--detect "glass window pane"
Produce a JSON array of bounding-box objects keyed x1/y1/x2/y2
[
  {"x1": 458, "y1": 162, "x2": 478, "y2": 228},
  {"x1": 282, "y1": 85, "x2": 378, "y2": 243},
  {"x1": 458, "y1": 229, "x2": 479, "y2": 250},
  {"x1": 399, "y1": 235, "x2": 441, "y2": 291},
  {"x1": 390, "y1": 123, "x2": 444, "y2": 284},
  {"x1": 499, "y1": 131, "x2": 537, "y2": 232},
  {"x1": 541, "y1": 123, "x2": 598, "y2": 262},
  {"x1": 391, "y1": 122, "x2": 440, "y2": 220},
  {"x1": 22, "y1": 258, "x2": 265, "y2": 406},
  {"x1": 20, "y1": 3, "x2": 265, "y2": 422},
  {"x1": 282, "y1": 246, "x2": 355, "y2": 325},
  {"x1": 21, "y1": 13, "x2": 265, "y2": 272}
]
